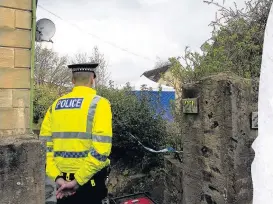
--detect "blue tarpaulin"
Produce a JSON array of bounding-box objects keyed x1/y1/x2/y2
[
  {"x1": 133, "y1": 90, "x2": 175, "y2": 121},
  {"x1": 120, "y1": 76, "x2": 176, "y2": 121}
]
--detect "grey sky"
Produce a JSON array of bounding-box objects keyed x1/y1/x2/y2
[{"x1": 37, "y1": 0, "x2": 245, "y2": 84}]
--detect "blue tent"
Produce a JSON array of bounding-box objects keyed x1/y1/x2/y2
[{"x1": 131, "y1": 76, "x2": 175, "y2": 121}]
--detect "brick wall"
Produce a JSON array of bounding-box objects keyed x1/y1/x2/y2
[{"x1": 0, "y1": 0, "x2": 32, "y2": 136}]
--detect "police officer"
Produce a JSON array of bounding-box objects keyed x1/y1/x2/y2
[{"x1": 40, "y1": 63, "x2": 112, "y2": 204}]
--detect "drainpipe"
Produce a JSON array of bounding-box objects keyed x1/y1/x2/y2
[{"x1": 30, "y1": 0, "x2": 37, "y2": 134}]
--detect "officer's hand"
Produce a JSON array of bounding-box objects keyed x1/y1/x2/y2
[
  {"x1": 56, "y1": 190, "x2": 75, "y2": 200},
  {"x1": 55, "y1": 178, "x2": 65, "y2": 188},
  {"x1": 55, "y1": 178, "x2": 76, "y2": 199},
  {"x1": 56, "y1": 180, "x2": 79, "y2": 199}
]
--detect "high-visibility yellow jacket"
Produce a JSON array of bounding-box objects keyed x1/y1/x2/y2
[{"x1": 39, "y1": 86, "x2": 112, "y2": 186}]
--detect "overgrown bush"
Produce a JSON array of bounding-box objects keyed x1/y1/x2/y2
[
  {"x1": 33, "y1": 84, "x2": 61, "y2": 127},
  {"x1": 98, "y1": 86, "x2": 168, "y2": 171},
  {"x1": 165, "y1": 122, "x2": 182, "y2": 152},
  {"x1": 165, "y1": 99, "x2": 183, "y2": 151}
]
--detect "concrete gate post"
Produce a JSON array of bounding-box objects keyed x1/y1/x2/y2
[
  {"x1": 164, "y1": 73, "x2": 258, "y2": 204},
  {"x1": 181, "y1": 73, "x2": 257, "y2": 204},
  {"x1": 0, "y1": 0, "x2": 45, "y2": 203}
]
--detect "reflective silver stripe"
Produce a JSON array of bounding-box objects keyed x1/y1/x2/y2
[
  {"x1": 52, "y1": 132, "x2": 111, "y2": 143},
  {"x1": 86, "y1": 96, "x2": 101, "y2": 133},
  {"x1": 52, "y1": 132, "x2": 91, "y2": 140},
  {"x1": 40, "y1": 136, "x2": 52, "y2": 142},
  {"x1": 92, "y1": 135, "x2": 112, "y2": 143}
]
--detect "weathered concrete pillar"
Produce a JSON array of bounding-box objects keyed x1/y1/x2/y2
[
  {"x1": 0, "y1": 137, "x2": 45, "y2": 204},
  {"x1": 0, "y1": 0, "x2": 45, "y2": 203},
  {"x1": 181, "y1": 73, "x2": 257, "y2": 204},
  {"x1": 164, "y1": 73, "x2": 258, "y2": 204}
]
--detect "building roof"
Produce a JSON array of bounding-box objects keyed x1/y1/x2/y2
[{"x1": 142, "y1": 64, "x2": 171, "y2": 82}]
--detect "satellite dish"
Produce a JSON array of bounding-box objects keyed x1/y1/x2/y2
[{"x1": 36, "y1": 18, "x2": 56, "y2": 43}]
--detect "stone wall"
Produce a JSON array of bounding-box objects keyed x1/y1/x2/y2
[
  {"x1": 0, "y1": 1, "x2": 45, "y2": 203},
  {"x1": 164, "y1": 156, "x2": 183, "y2": 204},
  {"x1": 0, "y1": 0, "x2": 32, "y2": 136},
  {"x1": 164, "y1": 73, "x2": 258, "y2": 204},
  {"x1": 0, "y1": 136, "x2": 45, "y2": 204}
]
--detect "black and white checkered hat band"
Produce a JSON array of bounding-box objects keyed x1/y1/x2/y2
[{"x1": 72, "y1": 68, "x2": 96, "y2": 72}]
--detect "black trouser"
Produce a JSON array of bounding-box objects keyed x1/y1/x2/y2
[{"x1": 57, "y1": 167, "x2": 109, "y2": 204}]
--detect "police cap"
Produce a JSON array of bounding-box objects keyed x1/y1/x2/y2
[{"x1": 68, "y1": 63, "x2": 98, "y2": 78}]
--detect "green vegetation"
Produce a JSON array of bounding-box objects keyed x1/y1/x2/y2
[
  {"x1": 33, "y1": 84, "x2": 61, "y2": 126},
  {"x1": 98, "y1": 86, "x2": 167, "y2": 170},
  {"x1": 165, "y1": 0, "x2": 272, "y2": 88}
]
